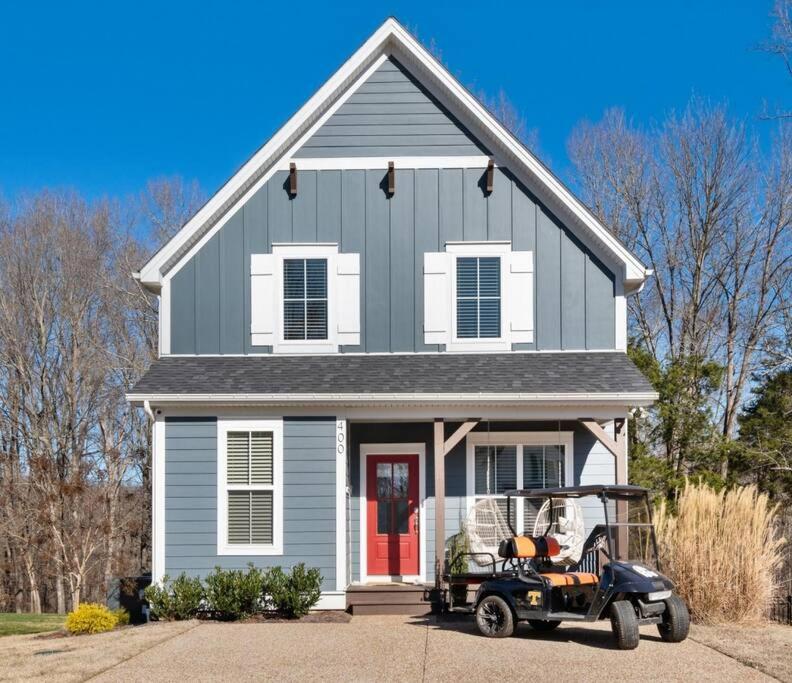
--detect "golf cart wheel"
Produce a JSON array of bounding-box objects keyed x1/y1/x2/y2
[
  {"x1": 610, "y1": 600, "x2": 640, "y2": 650},
  {"x1": 475, "y1": 595, "x2": 515, "y2": 638},
  {"x1": 527, "y1": 619, "x2": 561, "y2": 632},
  {"x1": 657, "y1": 595, "x2": 690, "y2": 643}
]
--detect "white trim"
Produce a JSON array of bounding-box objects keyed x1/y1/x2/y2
[
  {"x1": 129, "y1": 391, "x2": 658, "y2": 407},
  {"x1": 153, "y1": 404, "x2": 640, "y2": 421},
  {"x1": 159, "y1": 280, "x2": 170, "y2": 356},
  {"x1": 448, "y1": 244, "x2": 512, "y2": 352},
  {"x1": 152, "y1": 411, "x2": 166, "y2": 584},
  {"x1": 216, "y1": 418, "x2": 284, "y2": 555},
  {"x1": 615, "y1": 278, "x2": 627, "y2": 352},
  {"x1": 281, "y1": 156, "x2": 492, "y2": 171},
  {"x1": 270, "y1": 244, "x2": 339, "y2": 354},
  {"x1": 335, "y1": 417, "x2": 348, "y2": 591},
  {"x1": 359, "y1": 442, "x2": 427, "y2": 584},
  {"x1": 465, "y1": 431, "x2": 574, "y2": 534},
  {"x1": 313, "y1": 591, "x2": 346, "y2": 610},
  {"x1": 135, "y1": 18, "x2": 650, "y2": 293}
]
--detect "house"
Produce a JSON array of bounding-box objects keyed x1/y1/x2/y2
[{"x1": 128, "y1": 17, "x2": 657, "y2": 613}]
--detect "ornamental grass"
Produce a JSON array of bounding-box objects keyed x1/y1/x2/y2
[{"x1": 654, "y1": 481, "x2": 784, "y2": 624}]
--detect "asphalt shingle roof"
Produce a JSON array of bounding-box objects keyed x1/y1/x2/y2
[{"x1": 129, "y1": 352, "x2": 654, "y2": 397}]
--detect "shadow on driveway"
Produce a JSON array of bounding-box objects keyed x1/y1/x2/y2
[{"x1": 404, "y1": 613, "x2": 666, "y2": 650}]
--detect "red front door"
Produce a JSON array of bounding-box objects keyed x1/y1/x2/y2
[{"x1": 366, "y1": 454, "x2": 419, "y2": 576}]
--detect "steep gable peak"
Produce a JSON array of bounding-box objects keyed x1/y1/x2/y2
[{"x1": 136, "y1": 17, "x2": 650, "y2": 293}]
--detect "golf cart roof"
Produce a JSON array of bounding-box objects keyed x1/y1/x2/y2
[{"x1": 505, "y1": 485, "x2": 649, "y2": 498}]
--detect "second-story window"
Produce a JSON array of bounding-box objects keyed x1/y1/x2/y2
[
  {"x1": 283, "y1": 258, "x2": 328, "y2": 341},
  {"x1": 456, "y1": 256, "x2": 501, "y2": 339}
]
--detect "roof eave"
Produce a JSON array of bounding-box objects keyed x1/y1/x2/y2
[{"x1": 126, "y1": 391, "x2": 659, "y2": 408}]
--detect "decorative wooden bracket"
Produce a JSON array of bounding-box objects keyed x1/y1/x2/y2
[
  {"x1": 387, "y1": 161, "x2": 395, "y2": 195},
  {"x1": 485, "y1": 158, "x2": 495, "y2": 193},
  {"x1": 579, "y1": 418, "x2": 627, "y2": 485},
  {"x1": 289, "y1": 163, "x2": 297, "y2": 197}
]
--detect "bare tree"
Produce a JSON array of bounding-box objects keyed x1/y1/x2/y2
[
  {"x1": 568, "y1": 101, "x2": 792, "y2": 472},
  {"x1": 760, "y1": 0, "x2": 792, "y2": 119}
]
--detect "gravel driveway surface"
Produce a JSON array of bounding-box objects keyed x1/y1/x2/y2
[
  {"x1": 1, "y1": 615, "x2": 779, "y2": 682},
  {"x1": 92, "y1": 616, "x2": 773, "y2": 683}
]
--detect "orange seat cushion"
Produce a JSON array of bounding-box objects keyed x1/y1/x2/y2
[
  {"x1": 541, "y1": 572, "x2": 598, "y2": 587},
  {"x1": 509, "y1": 536, "x2": 561, "y2": 559}
]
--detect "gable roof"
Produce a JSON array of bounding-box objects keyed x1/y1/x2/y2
[{"x1": 135, "y1": 17, "x2": 651, "y2": 294}]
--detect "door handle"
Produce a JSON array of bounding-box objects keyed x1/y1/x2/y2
[{"x1": 413, "y1": 507, "x2": 419, "y2": 533}]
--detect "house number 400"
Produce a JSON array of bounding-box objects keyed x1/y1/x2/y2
[{"x1": 336, "y1": 420, "x2": 346, "y2": 456}]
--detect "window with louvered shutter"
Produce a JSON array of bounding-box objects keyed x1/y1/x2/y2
[
  {"x1": 225, "y1": 430, "x2": 275, "y2": 546},
  {"x1": 283, "y1": 258, "x2": 328, "y2": 341},
  {"x1": 456, "y1": 256, "x2": 500, "y2": 339}
]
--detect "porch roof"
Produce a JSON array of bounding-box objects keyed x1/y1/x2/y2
[{"x1": 127, "y1": 352, "x2": 656, "y2": 405}]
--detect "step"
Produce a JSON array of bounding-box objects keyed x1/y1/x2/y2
[{"x1": 350, "y1": 603, "x2": 437, "y2": 616}]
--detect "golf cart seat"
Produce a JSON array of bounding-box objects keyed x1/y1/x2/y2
[
  {"x1": 498, "y1": 535, "x2": 561, "y2": 559},
  {"x1": 540, "y1": 572, "x2": 599, "y2": 587}
]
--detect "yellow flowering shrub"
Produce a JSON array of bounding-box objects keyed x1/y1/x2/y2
[{"x1": 65, "y1": 603, "x2": 118, "y2": 635}]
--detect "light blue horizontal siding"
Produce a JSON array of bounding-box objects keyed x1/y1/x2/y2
[{"x1": 163, "y1": 416, "x2": 338, "y2": 590}]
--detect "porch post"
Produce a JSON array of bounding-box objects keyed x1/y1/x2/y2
[
  {"x1": 433, "y1": 418, "x2": 445, "y2": 588},
  {"x1": 614, "y1": 418, "x2": 627, "y2": 485}
]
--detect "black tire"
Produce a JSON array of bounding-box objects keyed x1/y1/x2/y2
[
  {"x1": 475, "y1": 595, "x2": 515, "y2": 638},
  {"x1": 657, "y1": 595, "x2": 690, "y2": 643},
  {"x1": 610, "y1": 600, "x2": 640, "y2": 650},
  {"x1": 527, "y1": 619, "x2": 561, "y2": 632}
]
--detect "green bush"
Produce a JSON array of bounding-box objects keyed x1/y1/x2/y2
[
  {"x1": 204, "y1": 564, "x2": 265, "y2": 620},
  {"x1": 65, "y1": 603, "x2": 118, "y2": 635},
  {"x1": 112, "y1": 608, "x2": 130, "y2": 626},
  {"x1": 144, "y1": 573, "x2": 204, "y2": 620},
  {"x1": 265, "y1": 563, "x2": 323, "y2": 618}
]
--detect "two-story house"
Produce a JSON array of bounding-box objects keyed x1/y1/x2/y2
[{"x1": 128, "y1": 18, "x2": 657, "y2": 613}]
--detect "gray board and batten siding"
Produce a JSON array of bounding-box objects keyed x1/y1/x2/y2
[
  {"x1": 164, "y1": 416, "x2": 338, "y2": 590},
  {"x1": 169, "y1": 167, "x2": 616, "y2": 354},
  {"x1": 168, "y1": 56, "x2": 616, "y2": 355},
  {"x1": 294, "y1": 56, "x2": 488, "y2": 158}
]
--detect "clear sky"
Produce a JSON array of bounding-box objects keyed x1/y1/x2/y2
[{"x1": 0, "y1": 1, "x2": 784, "y2": 202}]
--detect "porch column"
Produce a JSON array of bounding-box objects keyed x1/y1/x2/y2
[
  {"x1": 433, "y1": 419, "x2": 445, "y2": 588},
  {"x1": 433, "y1": 418, "x2": 479, "y2": 588}
]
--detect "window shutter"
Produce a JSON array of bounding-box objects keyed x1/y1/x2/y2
[
  {"x1": 336, "y1": 253, "x2": 360, "y2": 345},
  {"x1": 227, "y1": 432, "x2": 250, "y2": 485},
  {"x1": 251, "y1": 253, "x2": 275, "y2": 346},
  {"x1": 423, "y1": 252, "x2": 451, "y2": 345},
  {"x1": 250, "y1": 431, "x2": 273, "y2": 485},
  {"x1": 509, "y1": 251, "x2": 534, "y2": 343},
  {"x1": 228, "y1": 491, "x2": 251, "y2": 544}
]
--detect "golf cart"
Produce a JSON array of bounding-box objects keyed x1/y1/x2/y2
[{"x1": 443, "y1": 485, "x2": 689, "y2": 649}]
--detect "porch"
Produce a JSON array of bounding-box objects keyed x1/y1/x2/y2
[{"x1": 344, "y1": 415, "x2": 631, "y2": 613}]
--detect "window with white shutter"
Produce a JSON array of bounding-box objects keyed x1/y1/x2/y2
[
  {"x1": 218, "y1": 420, "x2": 283, "y2": 555},
  {"x1": 425, "y1": 242, "x2": 531, "y2": 351}
]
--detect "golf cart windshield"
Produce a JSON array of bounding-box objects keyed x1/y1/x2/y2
[{"x1": 507, "y1": 487, "x2": 661, "y2": 570}]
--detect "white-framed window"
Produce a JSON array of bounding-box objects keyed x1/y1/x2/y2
[
  {"x1": 456, "y1": 256, "x2": 501, "y2": 339},
  {"x1": 250, "y1": 244, "x2": 360, "y2": 353},
  {"x1": 466, "y1": 431, "x2": 573, "y2": 536},
  {"x1": 424, "y1": 241, "x2": 533, "y2": 351},
  {"x1": 283, "y1": 257, "x2": 328, "y2": 341},
  {"x1": 218, "y1": 419, "x2": 283, "y2": 555}
]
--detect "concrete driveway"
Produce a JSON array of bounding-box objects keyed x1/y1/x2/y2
[{"x1": 87, "y1": 616, "x2": 772, "y2": 683}]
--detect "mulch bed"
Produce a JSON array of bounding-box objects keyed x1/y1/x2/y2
[{"x1": 237, "y1": 611, "x2": 352, "y2": 624}]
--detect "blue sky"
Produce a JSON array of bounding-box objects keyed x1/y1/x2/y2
[{"x1": 0, "y1": 1, "x2": 784, "y2": 202}]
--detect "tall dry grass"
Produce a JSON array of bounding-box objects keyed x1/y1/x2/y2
[{"x1": 654, "y1": 481, "x2": 785, "y2": 624}]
